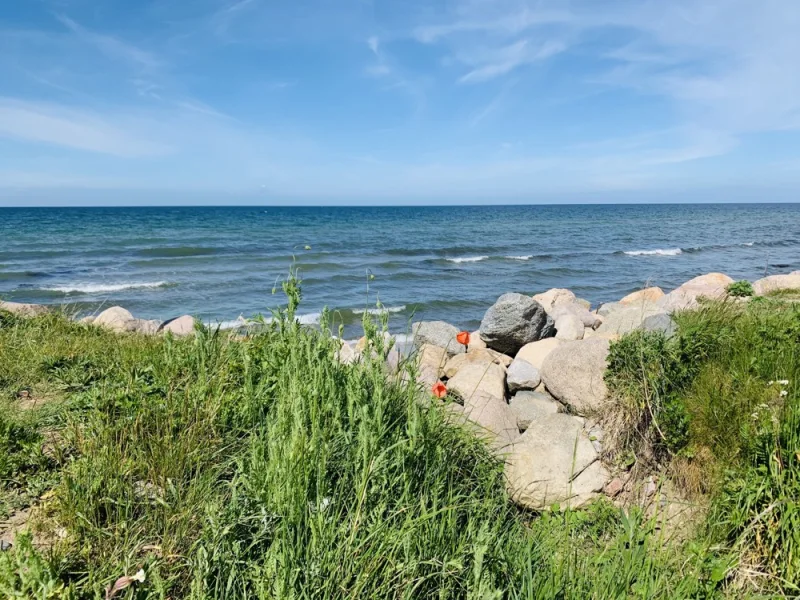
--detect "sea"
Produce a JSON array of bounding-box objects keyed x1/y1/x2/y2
[{"x1": 1, "y1": 204, "x2": 799, "y2": 338}]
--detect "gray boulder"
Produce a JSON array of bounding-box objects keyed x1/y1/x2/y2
[
  {"x1": 550, "y1": 303, "x2": 602, "y2": 329},
  {"x1": 505, "y1": 413, "x2": 609, "y2": 510},
  {"x1": 412, "y1": 321, "x2": 465, "y2": 355},
  {"x1": 463, "y1": 392, "x2": 520, "y2": 447},
  {"x1": 540, "y1": 338, "x2": 610, "y2": 415},
  {"x1": 509, "y1": 391, "x2": 562, "y2": 431},
  {"x1": 642, "y1": 313, "x2": 677, "y2": 337},
  {"x1": 479, "y1": 293, "x2": 554, "y2": 355},
  {"x1": 596, "y1": 302, "x2": 664, "y2": 336},
  {"x1": 506, "y1": 359, "x2": 541, "y2": 393},
  {"x1": 554, "y1": 313, "x2": 585, "y2": 341},
  {"x1": 447, "y1": 358, "x2": 507, "y2": 403},
  {"x1": 596, "y1": 302, "x2": 623, "y2": 318}
]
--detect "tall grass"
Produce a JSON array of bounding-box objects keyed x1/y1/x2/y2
[{"x1": 1, "y1": 278, "x2": 780, "y2": 598}]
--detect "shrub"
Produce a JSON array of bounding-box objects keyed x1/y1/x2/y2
[{"x1": 726, "y1": 280, "x2": 754, "y2": 297}]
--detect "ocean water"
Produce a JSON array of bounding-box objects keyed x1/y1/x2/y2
[{"x1": 1, "y1": 204, "x2": 799, "y2": 337}]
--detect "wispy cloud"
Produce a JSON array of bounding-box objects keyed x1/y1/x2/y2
[{"x1": 55, "y1": 14, "x2": 160, "y2": 69}]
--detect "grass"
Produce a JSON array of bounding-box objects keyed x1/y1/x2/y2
[{"x1": 1, "y1": 277, "x2": 798, "y2": 598}]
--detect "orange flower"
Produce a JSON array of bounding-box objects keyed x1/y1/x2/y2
[
  {"x1": 456, "y1": 331, "x2": 470, "y2": 347},
  {"x1": 431, "y1": 381, "x2": 448, "y2": 399}
]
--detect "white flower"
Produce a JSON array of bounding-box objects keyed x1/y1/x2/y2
[
  {"x1": 768, "y1": 381, "x2": 775, "y2": 386},
  {"x1": 780, "y1": 390, "x2": 788, "y2": 397},
  {"x1": 778, "y1": 380, "x2": 790, "y2": 386}
]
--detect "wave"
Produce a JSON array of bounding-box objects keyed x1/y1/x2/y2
[
  {"x1": 137, "y1": 247, "x2": 219, "y2": 258},
  {"x1": 352, "y1": 305, "x2": 407, "y2": 316},
  {"x1": 446, "y1": 256, "x2": 489, "y2": 263},
  {"x1": 42, "y1": 281, "x2": 172, "y2": 294},
  {"x1": 623, "y1": 248, "x2": 682, "y2": 257},
  {"x1": 505, "y1": 255, "x2": 533, "y2": 261}
]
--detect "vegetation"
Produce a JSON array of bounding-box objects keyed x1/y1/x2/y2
[
  {"x1": 725, "y1": 281, "x2": 754, "y2": 298},
  {"x1": 1, "y1": 279, "x2": 799, "y2": 598}
]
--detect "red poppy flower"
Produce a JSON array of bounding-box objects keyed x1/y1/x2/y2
[
  {"x1": 431, "y1": 381, "x2": 448, "y2": 399},
  {"x1": 456, "y1": 331, "x2": 470, "y2": 347}
]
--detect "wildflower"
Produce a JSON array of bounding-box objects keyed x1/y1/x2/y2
[
  {"x1": 432, "y1": 381, "x2": 448, "y2": 399},
  {"x1": 780, "y1": 390, "x2": 788, "y2": 397},
  {"x1": 106, "y1": 569, "x2": 146, "y2": 599},
  {"x1": 768, "y1": 381, "x2": 774, "y2": 386},
  {"x1": 456, "y1": 331, "x2": 471, "y2": 347},
  {"x1": 778, "y1": 380, "x2": 790, "y2": 386}
]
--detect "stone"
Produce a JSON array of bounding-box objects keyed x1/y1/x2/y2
[
  {"x1": 515, "y1": 338, "x2": 561, "y2": 370},
  {"x1": 658, "y1": 273, "x2": 734, "y2": 312},
  {"x1": 550, "y1": 303, "x2": 602, "y2": 329},
  {"x1": 641, "y1": 313, "x2": 677, "y2": 337},
  {"x1": 78, "y1": 315, "x2": 95, "y2": 324},
  {"x1": 505, "y1": 413, "x2": 607, "y2": 510},
  {"x1": 604, "y1": 477, "x2": 625, "y2": 497},
  {"x1": 619, "y1": 287, "x2": 665, "y2": 305},
  {"x1": 94, "y1": 306, "x2": 136, "y2": 332},
  {"x1": 509, "y1": 390, "x2": 562, "y2": 430},
  {"x1": 412, "y1": 321, "x2": 465, "y2": 355},
  {"x1": 753, "y1": 271, "x2": 800, "y2": 296},
  {"x1": 596, "y1": 302, "x2": 664, "y2": 336},
  {"x1": 463, "y1": 393, "x2": 520, "y2": 445},
  {"x1": 506, "y1": 359, "x2": 541, "y2": 393},
  {"x1": 416, "y1": 344, "x2": 448, "y2": 387},
  {"x1": 575, "y1": 298, "x2": 592, "y2": 310},
  {"x1": 479, "y1": 293, "x2": 554, "y2": 355},
  {"x1": 447, "y1": 358, "x2": 507, "y2": 403},
  {"x1": 596, "y1": 302, "x2": 623, "y2": 318},
  {"x1": 554, "y1": 313, "x2": 585, "y2": 341},
  {"x1": 540, "y1": 338, "x2": 610, "y2": 415},
  {"x1": 335, "y1": 340, "x2": 357, "y2": 365},
  {"x1": 467, "y1": 330, "x2": 486, "y2": 350},
  {"x1": 443, "y1": 348, "x2": 511, "y2": 379},
  {"x1": 160, "y1": 315, "x2": 195, "y2": 336},
  {"x1": 0, "y1": 301, "x2": 48, "y2": 317},
  {"x1": 532, "y1": 288, "x2": 577, "y2": 313},
  {"x1": 133, "y1": 319, "x2": 161, "y2": 335}
]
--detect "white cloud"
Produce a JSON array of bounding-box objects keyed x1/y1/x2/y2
[{"x1": 55, "y1": 15, "x2": 160, "y2": 69}]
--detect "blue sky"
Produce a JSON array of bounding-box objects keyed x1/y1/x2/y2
[{"x1": 1, "y1": 0, "x2": 799, "y2": 205}]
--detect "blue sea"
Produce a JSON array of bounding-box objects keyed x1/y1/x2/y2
[{"x1": 1, "y1": 204, "x2": 799, "y2": 338}]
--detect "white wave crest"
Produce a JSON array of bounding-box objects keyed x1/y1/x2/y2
[
  {"x1": 743, "y1": 242, "x2": 754, "y2": 247},
  {"x1": 352, "y1": 305, "x2": 406, "y2": 315},
  {"x1": 297, "y1": 312, "x2": 321, "y2": 325},
  {"x1": 505, "y1": 255, "x2": 532, "y2": 261},
  {"x1": 43, "y1": 281, "x2": 171, "y2": 294},
  {"x1": 623, "y1": 248, "x2": 682, "y2": 257},
  {"x1": 446, "y1": 256, "x2": 488, "y2": 263}
]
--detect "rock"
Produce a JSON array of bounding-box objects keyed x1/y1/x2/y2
[
  {"x1": 515, "y1": 338, "x2": 561, "y2": 370},
  {"x1": 554, "y1": 313, "x2": 585, "y2": 341},
  {"x1": 160, "y1": 315, "x2": 195, "y2": 336},
  {"x1": 509, "y1": 390, "x2": 562, "y2": 430},
  {"x1": 506, "y1": 359, "x2": 541, "y2": 393},
  {"x1": 479, "y1": 293, "x2": 554, "y2": 355},
  {"x1": 575, "y1": 298, "x2": 592, "y2": 310},
  {"x1": 94, "y1": 306, "x2": 136, "y2": 332},
  {"x1": 540, "y1": 338, "x2": 610, "y2": 415},
  {"x1": 443, "y1": 348, "x2": 511, "y2": 379},
  {"x1": 416, "y1": 344, "x2": 448, "y2": 387},
  {"x1": 78, "y1": 315, "x2": 95, "y2": 324},
  {"x1": 505, "y1": 413, "x2": 608, "y2": 510},
  {"x1": 604, "y1": 477, "x2": 625, "y2": 497},
  {"x1": 335, "y1": 340, "x2": 357, "y2": 365},
  {"x1": 596, "y1": 302, "x2": 623, "y2": 318},
  {"x1": 0, "y1": 301, "x2": 48, "y2": 317},
  {"x1": 448, "y1": 357, "x2": 507, "y2": 403},
  {"x1": 463, "y1": 393, "x2": 520, "y2": 445},
  {"x1": 658, "y1": 273, "x2": 734, "y2": 312},
  {"x1": 412, "y1": 321, "x2": 465, "y2": 355},
  {"x1": 620, "y1": 287, "x2": 665, "y2": 305},
  {"x1": 550, "y1": 303, "x2": 602, "y2": 329},
  {"x1": 642, "y1": 313, "x2": 677, "y2": 337},
  {"x1": 532, "y1": 288, "x2": 577, "y2": 313},
  {"x1": 596, "y1": 302, "x2": 664, "y2": 336},
  {"x1": 753, "y1": 271, "x2": 800, "y2": 296},
  {"x1": 467, "y1": 330, "x2": 487, "y2": 350},
  {"x1": 133, "y1": 319, "x2": 161, "y2": 335}
]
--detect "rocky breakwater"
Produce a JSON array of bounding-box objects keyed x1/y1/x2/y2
[{"x1": 406, "y1": 269, "x2": 800, "y2": 512}]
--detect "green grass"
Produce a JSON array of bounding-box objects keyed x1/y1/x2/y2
[{"x1": 1, "y1": 278, "x2": 798, "y2": 598}]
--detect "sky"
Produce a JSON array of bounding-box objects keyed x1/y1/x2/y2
[{"x1": 1, "y1": 0, "x2": 800, "y2": 205}]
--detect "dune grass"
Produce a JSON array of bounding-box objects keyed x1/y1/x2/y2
[{"x1": 1, "y1": 278, "x2": 798, "y2": 598}]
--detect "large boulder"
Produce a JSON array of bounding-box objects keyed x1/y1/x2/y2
[
  {"x1": 447, "y1": 358, "x2": 507, "y2": 403},
  {"x1": 532, "y1": 288, "x2": 577, "y2": 313},
  {"x1": 540, "y1": 338, "x2": 610, "y2": 415},
  {"x1": 554, "y1": 313, "x2": 585, "y2": 341},
  {"x1": 508, "y1": 390, "x2": 562, "y2": 430},
  {"x1": 133, "y1": 319, "x2": 161, "y2": 335},
  {"x1": 505, "y1": 413, "x2": 609, "y2": 510},
  {"x1": 412, "y1": 321, "x2": 465, "y2": 355},
  {"x1": 619, "y1": 287, "x2": 665, "y2": 305},
  {"x1": 443, "y1": 348, "x2": 511, "y2": 378},
  {"x1": 479, "y1": 293, "x2": 554, "y2": 355},
  {"x1": 467, "y1": 330, "x2": 487, "y2": 350},
  {"x1": 94, "y1": 306, "x2": 136, "y2": 332},
  {"x1": 642, "y1": 313, "x2": 677, "y2": 337},
  {"x1": 658, "y1": 273, "x2": 734, "y2": 312},
  {"x1": 160, "y1": 315, "x2": 195, "y2": 336},
  {"x1": 596, "y1": 302, "x2": 664, "y2": 336},
  {"x1": 415, "y1": 344, "x2": 448, "y2": 387},
  {"x1": 596, "y1": 302, "x2": 623, "y2": 318},
  {"x1": 550, "y1": 303, "x2": 601, "y2": 329},
  {"x1": 463, "y1": 393, "x2": 520, "y2": 446},
  {"x1": 515, "y1": 338, "x2": 561, "y2": 370},
  {"x1": 506, "y1": 359, "x2": 541, "y2": 393},
  {"x1": 753, "y1": 271, "x2": 800, "y2": 296},
  {"x1": 0, "y1": 301, "x2": 48, "y2": 317}
]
